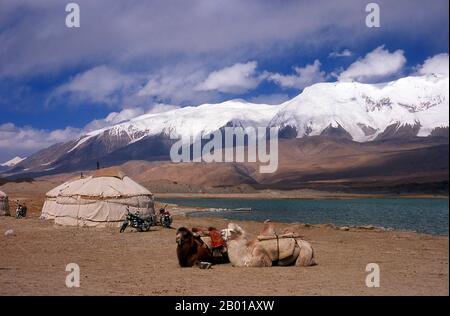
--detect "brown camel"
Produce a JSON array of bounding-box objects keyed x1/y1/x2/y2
[{"x1": 176, "y1": 227, "x2": 228, "y2": 267}]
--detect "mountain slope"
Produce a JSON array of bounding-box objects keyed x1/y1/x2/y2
[{"x1": 35, "y1": 137, "x2": 446, "y2": 194}]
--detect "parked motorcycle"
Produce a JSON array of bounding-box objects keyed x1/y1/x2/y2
[
  {"x1": 120, "y1": 208, "x2": 155, "y2": 233},
  {"x1": 158, "y1": 205, "x2": 173, "y2": 228},
  {"x1": 15, "y1": 204, "x2": 27, "y2": 219}
]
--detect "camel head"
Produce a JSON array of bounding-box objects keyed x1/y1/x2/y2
[
  {"x1": 221, "y1": 223, "x2": 246, "y2": 241},
  {"x1": 176, "y1": 227, "x2": 193, "y2": 246}
]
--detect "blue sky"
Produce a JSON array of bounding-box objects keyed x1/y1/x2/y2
[{"x1": 0, "y1": 0, "x2": 449, "y2": 161}]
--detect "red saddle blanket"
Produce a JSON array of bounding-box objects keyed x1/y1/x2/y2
[{"x1": 209, "y1": 229, "x2": 226, "y2": 248}]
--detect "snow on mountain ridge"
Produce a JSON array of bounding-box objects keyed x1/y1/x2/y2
[
  {"x1": 68, "y1": 74, "x2": 448, "y2": 153},
  {"x1": 123, "y1": 100, "x2": 278, "y2": 140},
  {"x1": 1, "y1": 156, "x2": 26, "y2": 167},
  {"x1": 271, "y1": 74, "x2": 449, "y2": 141},
  {"x1": 66, "y1": 100, "x2": 278, "y2": 153}
]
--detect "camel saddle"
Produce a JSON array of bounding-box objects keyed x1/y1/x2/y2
[
  {"x1": 198, "y1": 228, "x2": 226, "y2": 250},
  {"x1": 209, "y1": 229, "x2": 226, "y2": 248},
  {"x1": 199, "y1": 236, "x2": 214, "y2": 248},
  {"x1": 257, "y1": 234, "x2": 299, "y2": 262}
]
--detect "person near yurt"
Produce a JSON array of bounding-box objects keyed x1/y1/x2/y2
[
  {"x1": 41, "y1": 168, "x2": 154, "y2": 227},
  {"x1": 0, "y1": 190, "x2": 10, "y2": 216}
]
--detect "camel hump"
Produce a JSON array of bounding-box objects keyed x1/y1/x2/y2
[
  {"x1": 258, "y1": 238, "x2": 297, "y2": 262},
  {"x1": 260, "y1": 219, "x2": 276, "y2": 237}
]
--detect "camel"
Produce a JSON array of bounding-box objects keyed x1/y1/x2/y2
[
  {"x1": 222, "y1": 220, "x2": 316, "y2": 267},
  {"x1": 176, "y1": 227, "x2": 228, "y2": 267}
]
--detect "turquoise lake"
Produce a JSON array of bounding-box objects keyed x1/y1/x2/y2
[{"x1": 160, "y1": 198, "x2": 449, "y2": 235}]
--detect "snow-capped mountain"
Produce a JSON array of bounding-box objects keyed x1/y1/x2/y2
[
  {"x1": 70, "y1": 100, "x2": 278, "y2": 151},
  {"x1": 271, "y1": 74, "x2": 449, "y2": 141},
  {"x1": 1, "y1": 156, "x2": 26, "y2": 167},
  {"x1": 4, "y1": 101, "x2": 279, "y2": 175},
  {"x1": 3, "y1": 74, "x2": 448, "y2": 176}
]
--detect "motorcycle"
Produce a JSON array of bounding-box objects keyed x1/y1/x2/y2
[
  {"x1": 15, "y1": 204, "x2": 27, "y2": 219},
  {"x1": 158, "y1": 205, "x2": 173, "y2": 228},
  {"x1": 120, "y1": 208, "x2": 155, "y2": 233}
]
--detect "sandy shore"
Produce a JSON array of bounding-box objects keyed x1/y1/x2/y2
[{"x1": 0, "y1": 208, "x2": 448, "y2": 296}]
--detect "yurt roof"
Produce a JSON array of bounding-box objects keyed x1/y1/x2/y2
[
  {"x1": 45, "y1": 176, "x2": 91, "y2": 198},
  {"x1": 46, "y1": 168, "x2": 152, "y2": 199}
]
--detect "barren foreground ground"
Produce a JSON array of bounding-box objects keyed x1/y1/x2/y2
[
  {"x1": 0, "y1": 180, "x2": 448, "y2": 295},
  {"x1": 0, "y1": 211, "x2": 448, "y2": 296}
]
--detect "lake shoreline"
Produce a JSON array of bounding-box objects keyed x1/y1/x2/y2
[
  {"x1": 155, "y1": 191, "x2": 449, "y2": 200},
  {"x1": 179, "y1": 208, "x2": 448, "y2": 237}
]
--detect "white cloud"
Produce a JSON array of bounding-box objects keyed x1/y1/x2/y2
[
  {"x1": 0, "y1": 123, "x2": 81, "y2": 162},
  {"x1": 1, "y1": 1, "x2": 447, "y2": 79},
  {"x1": 137, "y1": 65, "x2": 219, "y2": 104},
  {"x1": 416, "y1": 53, "x2": 449, "y2": 76},
  {"x1": 50, "y1": 66, "x2": 138, "y2": 105},
  {"x1": 195, "y1": 61, "x2": 261, "y2": 94},
  {"x1": 268, "y1": 60, "x2": 326, "y2": 90},
  {"x1": 338, "y1": 46, "x2": 406, "y2": 82},
  {"x1": 329, "y1": 49, "x2": 353, "y2": 58}
]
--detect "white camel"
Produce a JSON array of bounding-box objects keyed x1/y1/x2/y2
[{"x1": 222, "y1": 221, "x2": 316, "y2": 267}]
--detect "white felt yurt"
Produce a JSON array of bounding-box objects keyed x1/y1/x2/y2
[
  {"x1": 0, "y1": 190, "x2": 10, "y2": 216},
  {"x1": 41, "y1": 168, "x2": 154, "y2": 227}
]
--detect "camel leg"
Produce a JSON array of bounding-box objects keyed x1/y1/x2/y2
[{"x1": 295, "y1": 240, "x2": 317, "y2": 267}]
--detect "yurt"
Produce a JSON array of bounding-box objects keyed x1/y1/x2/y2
[
  {"x1": 0, "y1": 190, "x2": 10, "y2": 216},
  {"x1": 41, "y1": 168, "x2": 154, "y2": 227}
]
